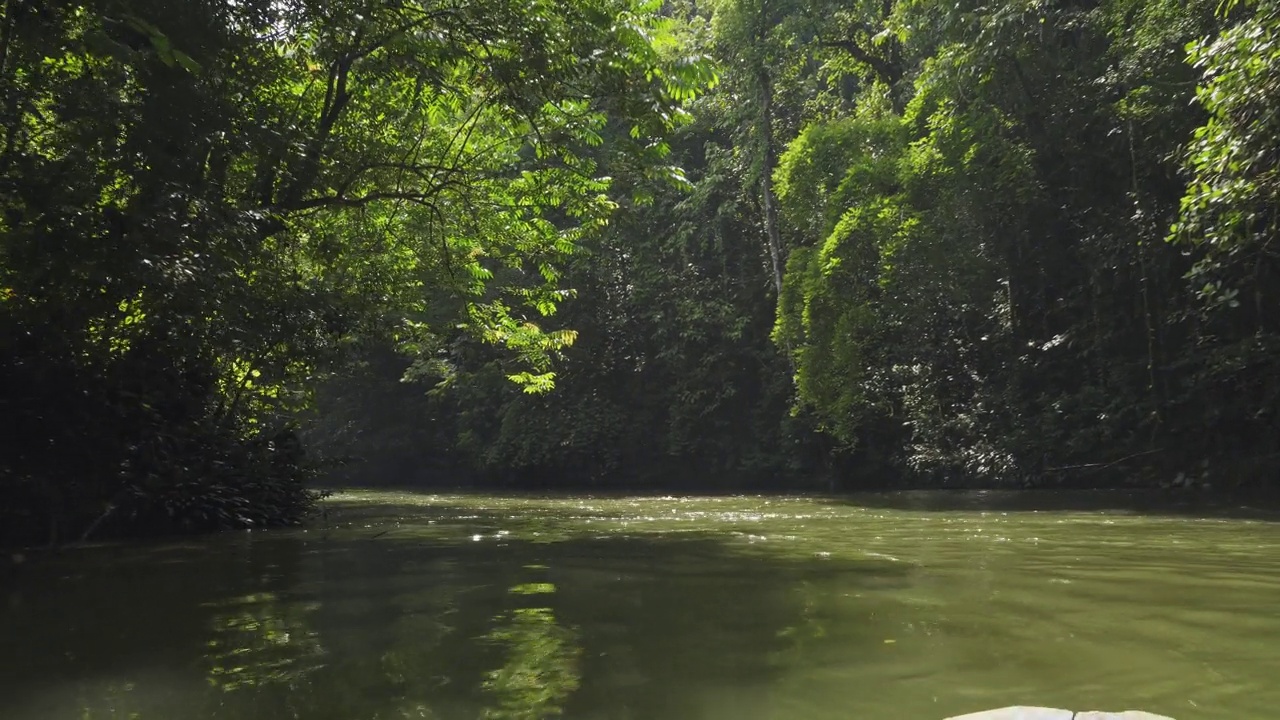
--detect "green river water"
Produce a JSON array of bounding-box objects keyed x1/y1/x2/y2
[{"x1": 3, "y1": 491, "x2": 1279, "y2": 720}]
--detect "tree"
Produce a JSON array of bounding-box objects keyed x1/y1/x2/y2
[
  {"x1": 1168, "y1": 0, "x2": 1280, "y2": 479},
  {"x1": 0, "y1": 0, "x2": 714, "y2": 543}
]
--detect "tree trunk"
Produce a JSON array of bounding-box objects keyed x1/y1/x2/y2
[{"x1": 758, "y1": 69, "x2": 784, "y2": 298}]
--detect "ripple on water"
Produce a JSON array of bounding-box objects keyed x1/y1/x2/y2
[{"x1": 4, "y1": 491, "x2": 1279, "y2": 720}]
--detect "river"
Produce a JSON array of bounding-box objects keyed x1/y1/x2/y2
[{"x1": 2, "y1": 490, "x2": 1279, "y2": 720}]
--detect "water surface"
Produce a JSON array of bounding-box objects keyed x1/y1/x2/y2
[{"x1": 3, "y1": 491, "x2": 1279, "y2": 720}]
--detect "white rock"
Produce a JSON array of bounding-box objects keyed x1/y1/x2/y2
[
  {"x1": 1075, "y1": 707, "x2": 1172, "y2": 712},
  {"x1": 946, "y1": 708, "x2": 1073, "y2": 720},
  {"x1": 945, "y1": 709, "x2": 1176, "y2": 720}
]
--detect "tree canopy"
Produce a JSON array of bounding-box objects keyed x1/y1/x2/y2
[
  {"x1": 4, "y1": 0, "x2": 1279, "y2": 544},
  {"x1": 0, "y1": 0, "x2": 713, "y2": 542}
]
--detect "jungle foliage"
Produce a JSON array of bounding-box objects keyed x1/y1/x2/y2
[
  {"x1": 0, "y1": 0, "x2": 713, "y2": 543},
  {"x1": 5, "y1": 0, "x2": 1280, "y2": 542},
  {"x1": 320, "y1": 0, "x2": 1280, "y2": 494}
]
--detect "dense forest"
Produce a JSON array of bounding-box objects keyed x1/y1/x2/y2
[{"x1": 1, "y1": 0, "x2": 1278, "y2": 544}]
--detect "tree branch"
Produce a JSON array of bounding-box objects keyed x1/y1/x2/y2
[{"x1": 819, "y1": 37, "x2": 902, "y2": 88}]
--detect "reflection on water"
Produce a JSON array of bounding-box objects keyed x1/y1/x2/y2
[
  {"x1": 481, "y1": 598, "x2": 581, "y2": 720},
  {"x1": 205, "y1": 592, "x2": 325, "y2": 692},
  {"x1": 1, "y1": 491, "x2": 1279, "y2": 720}
]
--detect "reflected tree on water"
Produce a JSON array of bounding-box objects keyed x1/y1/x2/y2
[
  {"x1": 204, "y1": 592, "x2": 326, "y2": 693},
  {"x1": 480, "y1": 582, "x2": 582, "y2": 720}
]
